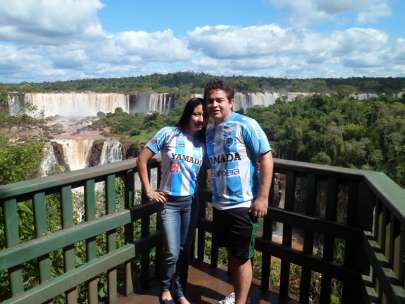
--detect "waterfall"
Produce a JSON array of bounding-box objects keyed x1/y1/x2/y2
[
  {"x1": 148, "y1": 93, "x2": 175, "y2": 114},
  {"x1": 42, "y1": 139, "x2": 124, "y2": 174},
  {"x1": 233, "y1": 92, "x2": 280, "y2": 112},
  {"x1": 53, "y1": 139, "x2": 94, "y2": 171},
  {"x1": 40, "y1": 142, "x2": 60, "y2": 176},
  {"x1": 99, "y1": 140, "x2": 123, "y2": 165},
  {"x1": 285, "y1": 92, "x2": 314, "y2": 102},
  {"x1": 129, "y1": 93, "x2": 175, "y2": 114},
  {"x1": 7, "y1": 94, "x2": 24, "y2": 115},
  {"x1": 7, "y1": 92, "x2": 175, "y2": 117},
  {"x1": 23, "y1": 93, "x2": 130, "y2": 117}
]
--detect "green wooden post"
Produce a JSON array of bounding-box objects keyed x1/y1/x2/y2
[
  {"x1": 320, "y1": 177, "x2": 338, "y2": 304},
  {"x1": 85, "y1": 179, "x2": 98, "y2": 304},
  {"x1": 4, "y1": 199, "x2": 24, "y2": 295},
  {"x1": 261, "y1": 174, "x2": 276, "y2": 291},
  {"x1": 378, "y1": 203, "x2": 386, "y2": 253},
  {"x1": 140, "y1": 168, "x2": 151, "y2": 289},
  {"x1": 397, "y1": 223, "x2": 405, "y2": 286},
  {"x1": 342, "y1": 181, "x2": 360, "y2": 304},
  {"x1": 279, "y1": 171, "x2": 296, "y2": 300},
  {"x1": 61, "y1": 186, "x2": 77, "y2": 304},
  {"x1": 155, "y1": 166, "x2": 163, "y2": 278},
  {"x1": 299, "y1": 174, "x2": 317, "y2": 304},
  {"x1": 372, "y1": 200, "x2": 381, "y2": 288},
  {"x1": 33, "y1": 192, "x2": 51, "y2": 283},
  {"x1": 197, "y1": 197, "x2": 207, "y2": 263},
  {"x1": 124, "y1": 170, "x2": 135, "y2": 296},
  {"x1": 385, "y1": 212, "x2": 394, "y2": 264},
  {"x1": 106, "y1": 174, "x2": 117, "y2": 304}
]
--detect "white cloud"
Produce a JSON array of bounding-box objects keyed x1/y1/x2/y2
[
  {"x1": 314, "y1": 0, "x2": 368, "y2": 14},
  {"x1": 189, "y1": 25, "x2": 297, "y2": 59},
  {"x1": 0, "y1": 0, "x2": 104, "y2": 44},
  {"x1": 391, "y1": 38, "x2": 405, "y2": 64},
  {"x1": 114, "y1": 30, "x2": 191, "y2": 61},
  {"x1": 0, "y1": 45, "x2": 65, "y2": 81},
  {"x1": 188, "y1": 24, "x2": 403, "y2": 77},
  {"x1": 49, "y1": 47, "x2": 89, "y2": 69},
  {"x1": 357, "y1": 0, "x2": 392, "y2": 24},
  {"x1": 189, "y1": 25, "x2": 388, "y2": 62},
  {"x1": 271, "y1": 0, "x2": 391, "y2": 26},
  {"x1": 0, "y1": 0, "x2": 402, "y2": 82},
  {"x1": 1, "y1": 21, "x2": 403, "y2": 82},
  {"x1": 330, "y1": 28, "x2": 388, "y2": 54},
  {"x1": 0, "y1": 0, "x2": 192, "y2": 81},
  {"x1": 0, "y1": 33, "x2": 196, "y2": 82}
]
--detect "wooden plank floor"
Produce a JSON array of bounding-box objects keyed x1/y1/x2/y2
[{"x1": 118, "y1": 262, "x2": 297, "y2": 304}]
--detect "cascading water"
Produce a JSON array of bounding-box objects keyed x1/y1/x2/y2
[
  {"x1": 234, "y1": 92, "x2": 281, "y2": 113},
  {"x1": 7, "y1": 94, "x2": 23, "y2": 115},
  {"x1": 40, "y1": 142, "x2": 60, "y2": 176},
  {"x1": 53, "y1": 138, "x2": 95, "y2": 171},
  {"x1": 129, "y1": 92, "x2": 175, "y2": 114},
  {"x1": 6, "y1": 92, "x2": 177, "y2": 117},
  {"x1": 23, "y1": 93, "x2": 130, "y2": 117},
  {"x1": 99, "y1": 141, "x2": 123, "y2": 165},
  {"x1": 148, "y1": 93, "x2": 175, "y2": 114}
]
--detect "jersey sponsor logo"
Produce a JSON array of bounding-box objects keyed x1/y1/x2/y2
[
  {"x1": 170, "y1": 162, "x2": 180, "y2": 172},
  {"x1": 170, "y1": 153, "x2": 202, "y2": 165},
  {"x1": 209, "y1": 152, "x2": 241, "y2": 164},
  {"x1": 216, "y1": 168, "x2": 240, "y2": 177},
  {"x1": 225, "y1": 137, "x2": 234, "y2": 148}
]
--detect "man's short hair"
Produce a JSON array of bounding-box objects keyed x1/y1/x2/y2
[{"x1": 204, "y1": 79, "x2": 235, "y2": 101}]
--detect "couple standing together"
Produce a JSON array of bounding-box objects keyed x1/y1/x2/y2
[{"x1": 137, "y1": 79, "x2": 274, "y2": 304}]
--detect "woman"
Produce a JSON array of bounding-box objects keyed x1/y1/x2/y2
[{"x1": 137, "y1": 98, "x2": 206, "y2": 304}]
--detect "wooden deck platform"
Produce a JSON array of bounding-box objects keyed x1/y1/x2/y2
[{"x1": 118, "y1": 262, "x2": 297, "y2": 304}]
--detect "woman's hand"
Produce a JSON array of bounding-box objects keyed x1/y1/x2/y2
[{"x1": 146, "y1": 190, "x2": 167, "y2": 204}]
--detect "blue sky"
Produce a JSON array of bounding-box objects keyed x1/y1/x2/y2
[{"x1": 0, "y1": 0, "x2": 404, "y2": 82}]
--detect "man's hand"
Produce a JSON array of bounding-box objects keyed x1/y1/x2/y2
[
  {"x1": 250, "y1": 152, "x2": 273, "y2": 218},
  {"x1": 249, "y1": 196, "x2": 268, "y2": 218},
  {"x1": 146, "y1": 190, "x2": 167, "y2": 204}
]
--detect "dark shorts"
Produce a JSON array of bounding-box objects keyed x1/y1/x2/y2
[{"x1": 213, "y1": 207, "x2": 259, "y2": 260}]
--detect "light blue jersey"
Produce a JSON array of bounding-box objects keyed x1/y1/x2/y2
[
  {"x1": 146, "y1": 126, "x2": 204, "y2": 197},
  {"x1": 206, "y1": 113, "x2": 271, "y2": 209}
]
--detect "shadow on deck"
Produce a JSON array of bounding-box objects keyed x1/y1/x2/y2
[{"x1": 118, "y1": 262, "x2": 296, "y2": 304}]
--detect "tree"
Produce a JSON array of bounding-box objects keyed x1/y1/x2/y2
[{"x1": 0, "y1": 137, "x2": 43, "y2": 185}]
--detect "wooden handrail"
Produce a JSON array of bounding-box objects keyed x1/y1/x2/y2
[{"x1": 0, "y1": 158, "x2": 404, "y2": 303}]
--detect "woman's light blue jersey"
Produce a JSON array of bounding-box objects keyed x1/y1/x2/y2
[
  {"x1": 206, "y1": 113, "x2": 271, "y2": 209},
  {"x1": 146, "y1": 126, "x2": 204, "y2": 197}
]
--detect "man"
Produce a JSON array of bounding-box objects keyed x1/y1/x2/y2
[{"x1": 204, "y1": 79, "x2": 273, "y2": 304}]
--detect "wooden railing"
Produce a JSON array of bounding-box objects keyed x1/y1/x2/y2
[
  {"x1": 1, "y1": 158, "x2": 404, "y2": 303},
  {"x1": 196, "y1": 159, "x2": 405, "y2": 304},
  {"x1": 0, "y1": 158, "x2": 162, "y2": 303}
]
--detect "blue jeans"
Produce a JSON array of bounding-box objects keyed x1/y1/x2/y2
[{"x1": 159, "y1": 197, "x2": 197, "y2": 300}]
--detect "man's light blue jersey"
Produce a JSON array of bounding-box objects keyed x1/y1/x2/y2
[
  {"x1": 146, "y1": 126, "x2": 204, "y2": 197},
  {"x1": 206, "y1": 113, "x2": 271, "y2": 209}
]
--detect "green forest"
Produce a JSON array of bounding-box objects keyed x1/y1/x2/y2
[{"x1": 1, "y1": 72, "x2": 405, "y2": 94}]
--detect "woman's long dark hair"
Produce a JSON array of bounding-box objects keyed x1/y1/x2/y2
[{"x1": 176, "y1": 97, "x2": 207, "y2": 142}]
